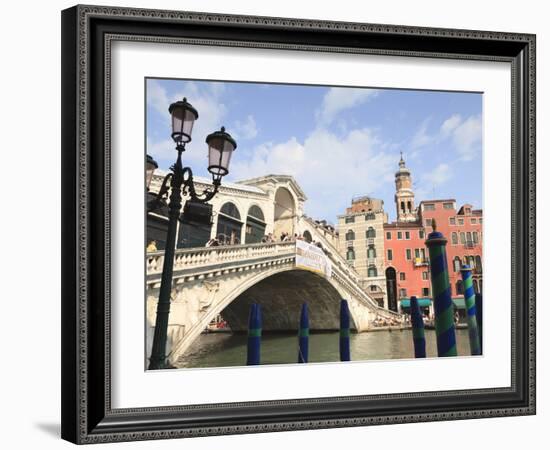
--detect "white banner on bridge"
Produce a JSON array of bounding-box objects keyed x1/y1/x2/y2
[{"x1": 295, "y1": 240, "x2": 332, "y2": 278}]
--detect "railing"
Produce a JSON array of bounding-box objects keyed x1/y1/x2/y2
[{"x1": 146, "y1": 241, "x2": 296, "y2": 275}]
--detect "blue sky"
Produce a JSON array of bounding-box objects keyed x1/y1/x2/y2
[{"x1": 146, "y1": 78, "x2": 482, "y2": 224}]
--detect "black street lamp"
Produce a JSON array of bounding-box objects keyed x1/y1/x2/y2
[{"x1": 148, "y1": 97, "x2": 237, "y2": 370}]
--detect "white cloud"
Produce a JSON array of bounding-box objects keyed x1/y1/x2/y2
[
  {"x1": 317, "y1": 87, "x2": 378, "y2": 125},
  {"x1": 452, "y1": 115, "x2": 482, "y2": 161},
  {"x1": 409, "y1": 113, "x2": 482, "y2": 161},
  {"x1": 229, "y1": 126, "x2": 394, "y2": 219},
  {"x1": 411, "y1": 118, "x2": 435, "y2": 149},
  {"x1": 422, "y1": 163, "x2": 452, "y2": 186},
  {"x1": 232, "y1": 115, "x2": 258, "y2": 140},
  {"x1": 440, "y1": 114, "x2": 462, "y2": 137}
]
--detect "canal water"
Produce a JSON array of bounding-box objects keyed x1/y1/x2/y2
[{"x1": 175, "y1": 329, "x2": 472, "y2": 369}]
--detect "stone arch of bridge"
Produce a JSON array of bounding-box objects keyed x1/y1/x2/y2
[{"x1": 170, "y1": 267, "x2": 357, "y2": 362}]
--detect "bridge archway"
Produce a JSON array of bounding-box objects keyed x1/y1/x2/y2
[
  {"x1": 221, "y1": 269, "x2": 356, "y2": 332},
  {"x1": 273, "y1": 187, "x2": 295, "y2": 238}
]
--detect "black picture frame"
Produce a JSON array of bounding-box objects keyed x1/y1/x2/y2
[{"x1": 61, "y1": 4, "x2": 536, "y2": 444}]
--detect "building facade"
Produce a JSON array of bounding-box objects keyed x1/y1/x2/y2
[
  {"x1": 337, "y1": 196, "x2": 388, "y2": 308},
  {"x1": 382, "y1": 156, "x2": 483, "y2": 316},
  {"x1": 147, "y1": 172, "x2": 307, "y2": 249}
]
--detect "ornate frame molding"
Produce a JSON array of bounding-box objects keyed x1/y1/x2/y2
[{"x1": 61, "y1": 4, "x2": 535, "y2": 444}]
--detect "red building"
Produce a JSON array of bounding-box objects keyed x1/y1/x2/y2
[{"x1": 383, "y1": 156, "x2": 483, "y2": 317}]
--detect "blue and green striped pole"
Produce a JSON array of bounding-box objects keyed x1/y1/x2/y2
[
  {"x1": 298, "y1": 303, "x2": 309, "y2": 363},
  {"x1": 339, "y1": 299, "x2": 351, "y2": 361},
  {"x1": 246, "y1": 303, "x2": 262, "y2": 365},
  {"x1": 475, "y1": 293, "x2": 483, "y2": 354},
  {"x1": 425, "y1": 219, "x2": 457, "y2": 357},
  {"x1": 410, "y1": 296, "x2": 426, "y2": 358},
  {"x1": 460, "y1": 265, "x2": 481, "y2": 355}
]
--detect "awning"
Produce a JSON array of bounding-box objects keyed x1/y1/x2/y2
[
  {"x1": 452, "y1": 298, "x2": 466, "y2": 309},
  {"x1": 400, "y1": 298, "x2": 431, "y2": 308}
]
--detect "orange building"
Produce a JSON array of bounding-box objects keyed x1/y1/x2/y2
[{"x1": 383, "y1": 156, "x2": 483, "y2": 316}]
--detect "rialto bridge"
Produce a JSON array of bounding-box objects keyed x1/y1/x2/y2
[{"x1": 146, "y1": 173, "x2": 402, "y2": 365}]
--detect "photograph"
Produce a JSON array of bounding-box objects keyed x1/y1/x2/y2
[{"x1": 145, "y1": 78, "x2": 484, "y2": 369}]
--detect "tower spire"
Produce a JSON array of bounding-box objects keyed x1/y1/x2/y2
[{"x1": 394, "y1": 153, "x2": 416, "y2": 222}]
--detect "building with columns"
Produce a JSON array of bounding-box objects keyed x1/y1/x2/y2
[
  {"x1": 336, "y1": 196, "x2": 388, "y2": 308},
  {"x1": 147, "y1": 171, "x2": 307, "y2": 250}
]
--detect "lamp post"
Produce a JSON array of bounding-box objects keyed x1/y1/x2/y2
[{"x1": 148, "y1": 97, "x2": 237, "y2": 370}]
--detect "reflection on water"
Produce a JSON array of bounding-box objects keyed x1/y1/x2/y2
[{"x1": 175, "y1": 329, "x2": 473, "y2": 369}]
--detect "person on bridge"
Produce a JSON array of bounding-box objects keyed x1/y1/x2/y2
[{"x1": 146, "y1": 240, "x2": 157, "y2": 252}]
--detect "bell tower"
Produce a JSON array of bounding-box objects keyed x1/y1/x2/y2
[{"x1": 395, "y1": 153, "x2": 416, "y2": 222}]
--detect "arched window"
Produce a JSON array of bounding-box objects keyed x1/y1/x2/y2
[
  {"x1": 217, "y1": 202, "x2": 242, "y2": 245},
  {"x1": 367, "y1": 245, "x2": 376, "y2": 258},
  {"x1": 453, "y1": 256, "x2": 461, "y2": 272},
  {"x1": 346, "y1": 247, "x2": 355, "y2": 261},
  {"x1": 368, "y1": 266, "x2": 377, "y2": 277},
  {"x1": 345, "y1": 229, "x2": 355, "y2": 241},
  {"x1": 303, "y1": 230, "x2": 312, "y2": 243},
  {"x1": 407, "y1": 201, "x2": 412, "y2": 212},
  {"x1": 473, "y1": 231, "x2": 479, "y2": 244},
  {"x1": 366, "y1": 227, "x2": 376, "y2": 238},
  {"x1": 473, "y1": 279, "x2": 479, "y2": 294},
  {"x1": 468, "y1": 255, "x2": 475, "y2": 268},
  {"x1": 466, "y1": 232, "x2": 472, "y2": 245},
  {"x1": 401, "y1": 201, "x2": 405, "y2": 213},
  {"x1": 460, "y1": 232, "x2": 466, "y2": 244},
  {"x1": 475, "y1": 255, "x2": 482, "y2": 273},
  {"x1": 220, "y1": 202, "x2": 241, "y2": 220},
  {"x1": 245, "y1": 205, "x2": 266, "y2": 244},
  {"x1": 456, "y1": 280, "x2": 464, "y2": 295},
  {"x1": 451, "y1": 232, "x2": 458, "y2": 245}
]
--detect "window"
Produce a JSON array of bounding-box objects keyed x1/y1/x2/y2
[
  {"x1": 415, "y1": 248, "x2": 420, "y2": 258},
  {"x1": 466, "y1": 232, "x2": 473, "y2": 245},
  {"x1": 386, "y1": 231, "x2": 392, "y2": 240},
  {"x1": 475, "y1": 255, "x2": 482, "y2": 273},
  {"x1": 479, "y1": 218, "x2": 483, "y2": 224},
  {"x1": 471, "y1": 218, "x2": 477, "y2": 224},
  {"x1": 370, "y1": 285, "x2": 378, "y2": 292},
  {"x1": 399, "y1": 272, "x2": 406, "y2": 281},
  {"x1": 458, "y1": 218, "x2": 464, "y2": 225},
  {"x1": 397, "y1": 231, "x2": 403, "y2": 240},
  {"x1": 451, "y1": 232, "x2": 458, "y2": 245},
  {"x1": 367, "y1": 245, "x2": 376, "y2": 258},
  {"x1": 345, "y1": 229, "x2": 355, "y2": 241},
  {"x1": 368, "y1": 266, "x2": 378, "y2": 277},
  {"x1": 366, "y1": 227, "x2": 376, "y2": 238},
  {"x1": 456, "y1": 280, "x2": 464, "y2": 295},
  {"x1": 399, "y1": 288, "x2": 407, "y2": 298},
  {"x1": 346, "y1": 247, "x2": 355, "y2": 261},
  {"x1": 425, "y1": 219, "x2": 432, "y2": 227},
  {"x1": 460, "y1": 232, "x2": 466, "y2": 244},
  {"x1": 424, "y1": 203, "x2": 435, "y2": 211},
  {"x1": 365, "y1": 212, "x2": 375, "y2": 220},
  {"x1": 345, "y1": 216, "x2": 355, "y2": 224},
  {"x1": 422, "y1": 271, "x2": 429, "y2": 280},
  {"x1": 473, "y1": 231, "x2": 479, "y2": 244},
  {"x1": 419, "y1": 230, "x2": 425, "y2": 239},
  {"x1": 406, "y1": 249, "x2": 412, "y2": 260},
  {"x1": 453, "y1": 256, "x2": 461, "y2": 272},
  {"x1": 387, "y1": 249, "x2": 393, "y2": 261},
  {"x1": 443, "y1": 202, "x2": 454, "y2": 209},
  {"x1": 422, "y1": 288, "x2": 430, "y2": 296},
  {"x1": 450, "y1": 217, "x2": 456, "y2": 225},
  {"x1": 405, "y1": 231, "x2": 410, "y2": 240},
  {"x1": 465, "y1": 208, "x2": 471, "y2": 215}
]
